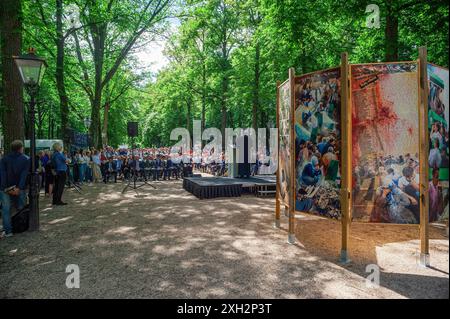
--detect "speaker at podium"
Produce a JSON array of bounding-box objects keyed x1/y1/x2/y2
[{"x1": 237, "y1": 135, "x2": 251, "y2": 178}]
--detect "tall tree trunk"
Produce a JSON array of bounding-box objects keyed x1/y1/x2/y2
[
  {"x1": 186, "y1": 98, "x2": 192, "y2": 134},
  {"x1": 55, "y1": 0, "x2": 70, "y2": 149},
  {"x1": 0, "y1": 0, "x2": 24, "y2": 150},
  {"x1": 220, "y1": 36, "x2": 229, "y2": 148},
  {"x1": 201, "y1": 62, "x2": 206, "y2": 134},
  {"x1": 97, "y1": 118, "x2": 102, "y2": 147},
  {"x1": 200, "y1": 29, "x2": 207, "y2": 138},
  {"x1": 103, "y1": 102, "x2": 110, "y2": 146},
  {"x1": 221, "y1": 76, "x2": 228, "y2": 148},
  {"x1": 385, "y1": 0, "x2": 399, "y2": 62},
  {"x1": 252, "y1": 42, "x2": 260, "y2": 133},
  {"x1": 90, "y1": 25, "x2": 106, "y2": 148}
]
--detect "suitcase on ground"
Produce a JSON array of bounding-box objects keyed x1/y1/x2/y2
[{"x1": 12, "y1": 205, "x2": 30, "y2": 234}]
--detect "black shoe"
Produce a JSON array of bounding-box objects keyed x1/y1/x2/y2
[{"x1": 55, "y1": 202, "x2": 68, "y2": 206}]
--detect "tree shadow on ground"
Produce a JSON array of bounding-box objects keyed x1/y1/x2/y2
[
  {"x1": 1, "y1": 181, "x2": 447, "y2": 298},
  {"x1": 291, "y1": 213, "x2": 449, "y2": 299},
  {"x1": 0, "y1": 181, "x2": 335, "y2": 298}
]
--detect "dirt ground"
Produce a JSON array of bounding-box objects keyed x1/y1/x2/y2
[{"x1": 0, "y1": 178, "x2": 448, "y2": 299}]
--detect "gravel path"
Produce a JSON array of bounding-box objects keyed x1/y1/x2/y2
[{"x1": 0, "y1": 179, "x2": 448, "y2": 298}]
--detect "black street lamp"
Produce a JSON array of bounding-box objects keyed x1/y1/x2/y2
[
  {"x1": 13, "y1": 48, "x2": 47, "y2": 232},
  {"x1": 83, "y1": 117, "x2": 92, "y2": 131},
  {"x1": 84, "y1": 117, "x2": 91, "y2": 147},
  {"x1": 84, "y1": 117, "x2": 92, "y2": 131}
]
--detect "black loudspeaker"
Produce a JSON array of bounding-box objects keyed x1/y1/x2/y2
[
  {"x1": 238, "y1": 135, "x2": 251, "y2": 178},
  {"x1": 127, "y1": 121, "x2": 138, "y2": 137}
]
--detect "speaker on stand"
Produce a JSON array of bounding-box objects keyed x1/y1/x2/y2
[{"x1": 127, "y1": 121, "x2": 138, "y2": 138}]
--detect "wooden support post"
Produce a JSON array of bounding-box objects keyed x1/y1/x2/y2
[
  {"x1": 275, "y1": 81, "x2": 281, "y2": 228},
  {"x1": 340, "y1": 52, "x2": 352, "y2": 264},
  {"x1": 418, "y1": 46, "x2": 430, "y2": 267},
  {"x1": 288, "y1": 68, "x2": 296, "y2": 244}
]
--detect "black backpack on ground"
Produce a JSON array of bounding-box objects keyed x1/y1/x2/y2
[{"x1": 12, "y1": 205, "x2": 30, "y2": 233}]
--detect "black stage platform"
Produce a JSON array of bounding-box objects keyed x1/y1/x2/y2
[{"x1": 183, "y1": 175, "x2": 276, "y2": 199}]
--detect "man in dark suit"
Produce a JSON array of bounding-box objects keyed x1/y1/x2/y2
[
  {"x1": 129, "y1": 155, "x2": 143, "y2": 180},
  {"x1": 103, "y1": 158, "x2": 117, "y2": 183},
  {"x1": 143, "y1": 155, "x2": 153, "y2": 181},
  {"x1": 163, "y1": 156, "x2": 171, "y2": 180},
  {"x1": 153, "y1": 155, "x2": 163, "y2": 181}
]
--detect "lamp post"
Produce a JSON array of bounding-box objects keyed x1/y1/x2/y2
[
  {"x1": 83, "y1": 117, "x2": 91, "y2": 131},
  {"x1": 13, "y1": 48, "x2": 47, "y2": 232},
  {"x1": 84, "y1": 117, "x2": 91, "y2": 147}
]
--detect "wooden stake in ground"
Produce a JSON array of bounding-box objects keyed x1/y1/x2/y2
[
  {"x1": 339, "y1": 52, "x2": 352, "y2": 263},
  {"x1": 418, "y1": 46, "x2": 430, "y2": 267},
  {"x1": 275, "y1": 80, "x2": 281, "y2": 228},
  {"x1": 288, "y1": 68, "x2": 296, "y2": 244}
]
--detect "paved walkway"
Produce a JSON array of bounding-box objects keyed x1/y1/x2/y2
[{"x1": 0, "y1": 180, "x2": 448, "y2": 298}]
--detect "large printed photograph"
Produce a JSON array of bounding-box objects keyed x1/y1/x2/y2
[
  {"x1": 351, "y1": 63, "x2": 420, "y2": 224},
  {"x1": 294, "y1": 68, "x2": 342, "y2": 219},
  {"x1": 278, "y1": 80, "x2": 292, "y2": 206},
  {"x1": 427, "y1": 64, "x2": 449, "y2": 224}
]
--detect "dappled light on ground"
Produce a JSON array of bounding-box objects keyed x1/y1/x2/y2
[{"x1": 0, "y1": 180, "x2": 448, "y2": 298}]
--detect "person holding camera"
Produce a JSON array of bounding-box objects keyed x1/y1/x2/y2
[{"x1": 0, "y1": 140, "x2": 30, "y2": 238}]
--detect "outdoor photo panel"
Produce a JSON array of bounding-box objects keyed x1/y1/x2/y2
[
  {"x1": 294, "y1": 68, "x2": 342, "y2": 219},
  {"x1": 427, "y1": 63, "x2": 449, "y2": 224},
  {"x1": 351, "y1": 62, "x2": 420, "y2": 224},
  {"x1": 278, "y1": 80, "x2": 292, "y2": 207}
]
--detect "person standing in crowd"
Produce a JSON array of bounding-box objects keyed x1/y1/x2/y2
[
  {"x1": 44, "y1": 150, "x2": 54, "y2": 197},
  {"x1": 154, "y1": 155, "x2": 163, "y2": 180},
  {"x1": 84, "y1": 150, "x2": 93, "y2": 185},
  {"x1": 103, "y1": 158, "x2": 117, "y2": 183},
  {"x1": 63, "y1": 150, "x2": 74, "y2": 184},
  {"x1": 76, "y1": 150, "x2": 86, "y2": 185},
  {"x1": 115, "y1": 156, "x2": 123, "y2": 180},
  {"x1": 91, "y1": 150, "x2": 102, "y2": 183},
  {"x1": 52, "y1": 143, "x2": 68, "y2": 206},
  {"x1": 122, "y1": 156, "x2": 130, "y2": 180},
  {"x1": 0, "y1": 140, "x2": 30, "y2": 238},
  {"x1": 37, "y1": 151, "x2": 45, "y2": 191},
  {"x1": 41, "y1": 151, "x2": 49, "y2": 187}
]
